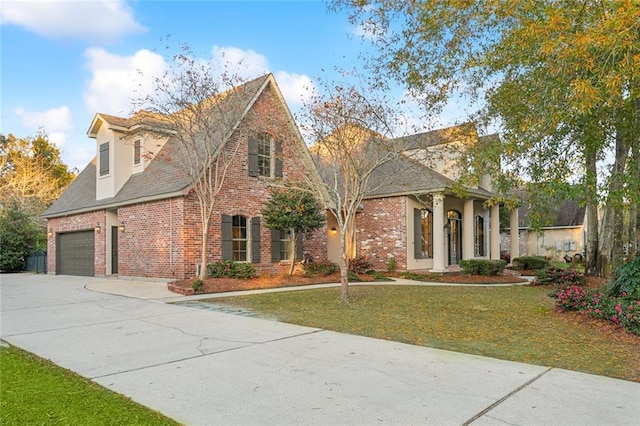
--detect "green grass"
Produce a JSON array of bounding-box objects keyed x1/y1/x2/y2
[
  {"x1": 0, "y1": 344, "x2": 180, "y2": 425},
  {"x1": 205, "y1": 285, "x2": 640, "y2": 382}
]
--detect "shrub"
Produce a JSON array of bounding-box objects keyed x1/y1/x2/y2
[
  {"x1": 207, "y1": 260, "x2": 256, "y2": 279},
  {"x1": 347, "y1": 270, "x2": 362, "y2": 281},
  {"x1": 512, "y1": 256, "x2": 550, "y2": 270},
  {"x1": 553, "y1": 287, "x2": 640, "y2": 336},
  {"x1": 386, "y1": 257, "x2": 397, "y2": 273},
  {"x1": 532, "y1": 267, "x2": 587, "y2": 289},
  {"x1": 608, "y1": 257, "x2": 640, "y2": 299},
  {"x1": 191, "y1": 279, "x2": 204, "y2": 292},
  {"x1": 303, "y1": 259, "x2": 338, "y2": 276},
  {"x1": 369, "y1": 271, "x2": 393, "y2": 281},
  {"x1": 349, "y1": 256, "x2": 372, "y2": 274},
  {"x1": 459, "y1": 259, "x2": 507, "y2": 276}
]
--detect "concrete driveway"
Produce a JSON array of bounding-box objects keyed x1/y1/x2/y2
[{"x1": 1, "y1": 273, "x2": 638, "y2": 425}]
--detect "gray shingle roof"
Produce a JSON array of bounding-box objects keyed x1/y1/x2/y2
[{"x1": 43, "y1": 74, "x2": 270, "y2": 218}]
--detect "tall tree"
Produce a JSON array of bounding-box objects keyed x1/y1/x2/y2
[
  {"x1": 333, "y1": 0, "x2": 640, "y2": 271},
  {"x1": 299, "y1": 77, "x2": 404, "y2": 303},
  {"x1": 261, "y1": 187, "x2": 326, "y2": 276},
  {"x1": 0, "y1": 132, "x2": 76, "y2": 215},
  {"x1": 134, "y1": 44, "x2": 276, "y2": 281}
]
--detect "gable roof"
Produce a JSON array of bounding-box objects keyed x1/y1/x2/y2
[
  {"x1": 514, "y1": 189, "x2": 586, "y2": 228},
  {"x1": 43, "y1": 74, "x2": 280, "y2": 218},
  {"x1": 394, "y1": 123, "x2": 477, "y2": 151}
]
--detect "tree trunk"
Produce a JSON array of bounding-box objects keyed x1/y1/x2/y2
[
  {"x1": 339, "y1": 250, "x2": 350, "y2": 303},
  {"x1": 289, "y1": 231, "x2": 297, "y2": 276},
  {"x1": 199, "y1": 216, "x2": 210, "y2": 281},
  {"x1": 584, "y1": 145, "x2": 599, "y2": 276}
]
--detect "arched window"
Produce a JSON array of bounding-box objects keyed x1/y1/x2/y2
[
  {"x1": 475, "y1": 215, "x2": 485, "y2": 256},
  {"x1": 414, "y1": 208, "x2": 433, "y2": 259},
  {"x1": 232, "y1": 215, "x2": 247, "y2": 261}
]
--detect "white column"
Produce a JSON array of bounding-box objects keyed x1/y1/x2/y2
[
  {"x1": 490, "y1": 204, "x2": 500, "y2": 260},
  {"x1": 510, "y1": 207, "x2": 520, "y2": 262},
  {"x1": 463, "y1": 198, "x2": 475, "y2": 259},
  {"x1": 431, "y1": 193, "x2": 447, "y2": 273}
]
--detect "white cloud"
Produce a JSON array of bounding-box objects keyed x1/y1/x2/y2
[
  {"x1": 274, "y1": 71, "x2": 315, "y2": 107},
  {"x1": 1, "y1": 0, "x2": 145, "y2": 40},
  {"x1": 210, "y1": 46, "x2": 270, "y2": 80},
  {"x1": 14, "y1": 106, "x2": 74, "y2": 145},
  {"x1": 83, "y1": 48, "x2": 167, "y2": 115}
]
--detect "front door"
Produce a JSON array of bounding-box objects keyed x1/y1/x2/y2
[
  {"x1": 111, "y1": 226, "x2": 118, "y2": 274},
  {"x1": 447, "y1": 211, "x2": 462, "y2": 265}
]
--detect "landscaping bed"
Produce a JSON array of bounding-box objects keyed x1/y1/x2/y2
[{"x1": 168, "y1": 271, "x2": 526, "y2": 295}]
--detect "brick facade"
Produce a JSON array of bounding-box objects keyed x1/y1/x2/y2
[
  {"x1": 47, "y1": 210, "x2": 107, "y2": 275},
  {"x1": 357, "y1": 197, "x2": 408, "y2": 271},
  {"x1": 48, "y1": 81, "x2": 328, "y2": 279}
]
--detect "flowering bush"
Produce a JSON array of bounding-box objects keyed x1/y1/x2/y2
[
  {"x1": 554, "y1": 286, "x2": 640, "y2": 336},
  {"x1": 349, "y1": 256, "x2": 372, "y2": 274},
  {"x1": 532, "y1": 267, "x2": 587, "y2": 290},
  {"x1": 303, "y1": 259, "x2": 338, "y2": 276},
  {"x1": 207, "y1": 260, "x2": 256, "y2": 279}
]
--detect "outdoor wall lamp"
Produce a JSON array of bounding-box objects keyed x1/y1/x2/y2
[
  {"x1": 119, "y1": 224, "x2": 125, "y2": 232},
  {"x1": 331, "y1": 227, "x2": 337, "y2": 235},
  {"x1": 94, "y1": 225, "x2": 101, "y2": 233},
  {"x1": 444, "y1": 223, "x2": 451, "y2": 235},
  {"x1": 47, "y1": 230, "x2": 53, "y2": 238}
]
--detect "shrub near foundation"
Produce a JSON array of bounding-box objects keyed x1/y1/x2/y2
[
  {"x1": 512, "y1": 256, "x2": 550, "y2": 270},
  {"x1": 459, "y1": 259, "x2": 507, "y2": 276}
]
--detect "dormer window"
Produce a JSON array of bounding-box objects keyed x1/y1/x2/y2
[
  {"x1": 99, "y1": 142, "x2": 109, "y2": 176},
  {"x1": 133, "y1": 140, "x2": 140, "y2": 166},
  {"x1": 134, "y1": 140, "x2": 141, "y2": 165},
  {"x1": 248, "y1": 135, "x2": 283, "y2": 178}
]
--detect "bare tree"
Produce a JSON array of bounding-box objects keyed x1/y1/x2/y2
[
  {"x1": 298, "y1": 79, "x2": 405, "y2": 303},
  {"x1": 134, "y1": 44, "x2": 265, "y2": 281}
]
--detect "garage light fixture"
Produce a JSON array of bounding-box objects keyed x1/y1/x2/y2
[
  {"x1": 94, "y1": 225, "x2": 101, "y2": 233},
  {"x1": 47, "y1": 230, "x2": 53, "y2": 238},
  {"x1": 331, "y1": 226, "x2": 337, "y2": 235},
  {"x1": 119, "y1": 224, "x2": 125, "y2": 232}
]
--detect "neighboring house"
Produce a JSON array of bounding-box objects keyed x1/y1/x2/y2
[
  {"x1": 42, "y1": 74, "x2": 326, "y2": 279},
  {"x1": 322, "y1": 124, "x2": 520, "y2": 272},
  {"x1": 502, "y1": 193, "x2": 587, "y2": 261}
]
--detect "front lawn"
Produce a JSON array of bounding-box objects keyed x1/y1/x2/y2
[
  {"x1": 0, "y1": 344, "x2": 180, "y2": 425},
  {"x1": 205, "y1": 285, "x2": 640, "y2": 382}
]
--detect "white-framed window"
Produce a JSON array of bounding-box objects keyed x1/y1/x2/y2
[{"x1": 232, "y1": 215, "x2": 247, "y2": 262}]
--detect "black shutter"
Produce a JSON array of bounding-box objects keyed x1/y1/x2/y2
[
  {"x1": 248, "y1": 138, "x2": 258, "y2": 177},
  {"x1": 274, "y1": 140, "x2": 283, "y2": 178},
  {"x1": 99, "y1": 143, "x2": 109, "y2": 176},
  {"x1": 295, "y1": 232, "x2": 303, "y2": 260},
  {"x1": 271, "y1": 229, "x2": 281, "y2": 262},
  {"x1": 222, "y1": 214, "x2": 232, "y2": 260},
  {"x1": 251, "y1": 217, "x2": 261, "y2": 263},
  {"x1": 414, "y1": 208, "x2": 423, "y2": 259}
]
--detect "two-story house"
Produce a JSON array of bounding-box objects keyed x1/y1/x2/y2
[{"x1": 42, "y1": 74, "x2": 326, "y2": 279}]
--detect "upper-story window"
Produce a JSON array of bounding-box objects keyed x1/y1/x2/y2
[
  {"x1": 248, "y1": 135, "x2": 283, "y2": 178},
  {"x1": 99, "y1": 142, "x2": 109, "y2": 176},
  {"x1": 134, "y1": 140, "x2": 141, "y2": 165}
]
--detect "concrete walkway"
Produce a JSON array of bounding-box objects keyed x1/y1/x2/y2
[{"x1": 1, "y1": 273, "x2": 638, "y2": 426}]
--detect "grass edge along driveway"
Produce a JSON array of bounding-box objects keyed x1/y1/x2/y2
[
  {"x1": 205, "y1": 285, "x2": 640, "y2": 383},
  {"x1": 0, "y1": 343, "x2": 180, "y2": 426}
]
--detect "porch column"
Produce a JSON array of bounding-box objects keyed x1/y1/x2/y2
[
  {"x1": 510, "y1": 207, "x2": 520, "y2": 262},
  {"x1": 490, "y1": 204, "x2": 500, "y2": 260},
  {"x1": 463, "y1": 198, "x2": 475, "y2": 259},
  {"x1": 431, "y1": 193, "x2": 447, "y2": 273}
]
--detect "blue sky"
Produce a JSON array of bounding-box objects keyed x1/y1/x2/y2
[{"x1": 1, "y1": 0, "x2": 465, "y2": 171}]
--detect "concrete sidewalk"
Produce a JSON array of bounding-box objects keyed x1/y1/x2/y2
[{"x1": 1, "y1": 273, "x2": 638, "y2": 425}]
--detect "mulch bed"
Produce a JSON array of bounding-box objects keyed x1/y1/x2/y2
[{"x1": 168, "y1": 271, "x2": 528, "y2": 296}]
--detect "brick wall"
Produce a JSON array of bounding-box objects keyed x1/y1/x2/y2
[
  {"x1": 357, "y1": 197, "x2": 407, "y2": 271},
  {"x1": 48, "y1": 82, "x2": 327, "y2": 279},
  {"x1": 46, "y1": 210, "x2": 106, "y2": 275}
]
